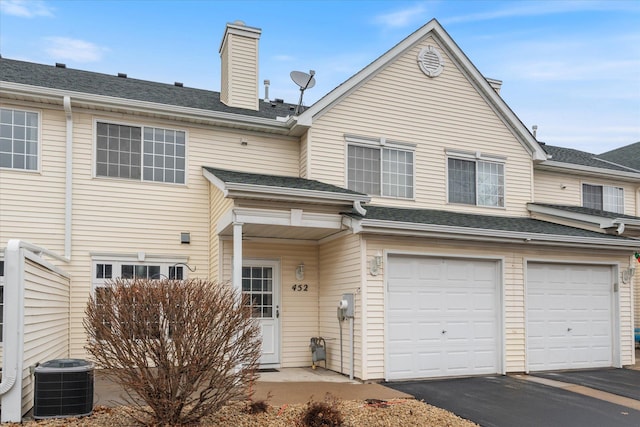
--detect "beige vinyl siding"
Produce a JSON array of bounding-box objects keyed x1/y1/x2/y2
[
  {"x1": 221, "y1": 240, "x2": 319, "y2": 367},
  {"x1": 220, "y1": 40, "x2": 230, "y2": 106},
  {"x1": 318, "y1": 234, "x2": 363, "y2": 378},
  {"x1": 65, "y1": 111, "x2": 299, "y2": 357},
  {"x1": 363, "y1": 243, "x2": 384, "y2": 379},
  {"x1": 221, "y1": 35, "x2": 259, "y2": 110},
  {"x1": 308, "y1": 36, "x2": 533, "y2": 216},
  {"x1": 363, "y1": 237, "x2": 633, "y2": 379},
  {"x1": 0, "y1": 106, "x2": 303, "y2": 359},
  {"x1": 299, "y1": 132, "x2": 308, "y2": 178},
  {"x1": 534, "y1": 169, "x2": 638, "y2": 215},
  {"x1": 209, "y1": 187, "x2": 233, "y2": 281},
  {"x1": 21, "y1": 256, "x2": 70, "y2": 417},
  {"x1": 635, "y1": 269, "x2": 640, "y2": 330},
  {"x1": 0, "y1": 106, "x2": 66, "y2": 253}
]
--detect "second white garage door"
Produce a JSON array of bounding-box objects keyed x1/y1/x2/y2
[
  {"x1": 527, "y1": 263, "x2": 613, "y2": 372},
  {"x1": 386, "y1": 256, "x2": 500, "y2": 380}
]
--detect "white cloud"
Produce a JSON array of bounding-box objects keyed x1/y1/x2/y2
[
  {"x1": 44, "y1": 37, "x2": 109, "y2": 63},
  {"x1": 444, "y1": 1, "x2": 640, "y2": 25},
  {"x1": 273, "y1": 54, "x2": 295, "y2": 61},
  {"x1": 0, "y1": 0, "x2": 53, "y2": 17},
  {"x1": 373, "y1": 3, "x2": 428, "y2": 28}
]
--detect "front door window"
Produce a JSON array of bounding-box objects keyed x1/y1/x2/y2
[{"x1": 242, "y1": 266, "x2": 274, "y2": 318}]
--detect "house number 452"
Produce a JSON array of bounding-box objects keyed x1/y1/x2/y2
[{"x1": 292, "y1": 284, "x2": 309, "y2": 292}]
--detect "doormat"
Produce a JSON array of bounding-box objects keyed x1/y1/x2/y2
[{"x1": 258, "y1": 368, "x2": 279, "y2": 373}]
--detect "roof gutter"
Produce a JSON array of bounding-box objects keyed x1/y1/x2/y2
[
  {"x1": 537, "y1": 160, "x2": 640, "y2": 181},
  {"x1": 224, "y1": 182, "x2": 370, "y2": 204},
  {"x1": 528, "y1": 203, "x2": 640, "y2": 235},
  {"x1": 359, "y1": 218, "x2": 639, "y2": 250},
  {"x1": 1, "y1": 82, "x2": 293, "y2": 135}
]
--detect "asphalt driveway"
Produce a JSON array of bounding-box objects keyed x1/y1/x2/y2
[
  {"x1": 385, "y1": 375, "x2": 640, "y2": 427},
  {"x1": 532, "y1": 368, "x2": 640, "y2": 401}
]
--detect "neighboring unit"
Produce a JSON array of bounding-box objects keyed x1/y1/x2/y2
[{"x1": 1, "y1": 19, "x2": 638, "y2": 417}]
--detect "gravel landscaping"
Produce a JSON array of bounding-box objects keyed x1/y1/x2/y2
[{"x1": 8, "y1": 399, "x2": 478, "y2": 426}]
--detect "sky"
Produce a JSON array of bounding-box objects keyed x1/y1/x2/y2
[{"x1": 1, "y1": 0, "x2": 639, "y2": 154}]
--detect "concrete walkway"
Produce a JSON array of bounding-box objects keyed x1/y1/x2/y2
[
  {"x1": 94, "y1": 350, "x2": 639, "y2": 408},
  {"x1": 93, "y1": 367, "x2": 411, "y2": 408}
]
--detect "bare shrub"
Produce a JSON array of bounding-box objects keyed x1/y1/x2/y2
[
  {"x1": 300, "y1": 394, "x2": 344, "y2": 427},
  {"x1": 84, "y1": 278, "x2": 261, "y2": 425}
]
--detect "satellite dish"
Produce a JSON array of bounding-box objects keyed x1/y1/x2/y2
[
  {"x1": 291, "y1": 70, "x2": 316, "y2": 90},
  {"x1": 290, "y1": 70, "x2": 316, "y2": 115}
]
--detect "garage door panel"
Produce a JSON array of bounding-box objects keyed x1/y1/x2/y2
[
  {"x1": 526, "y1": 263, "x2": 612, "y2": 371},
  {"x1": 387, "y1": 256, "x2": 500, "y2": 380}
]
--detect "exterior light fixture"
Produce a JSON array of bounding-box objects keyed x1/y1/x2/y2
[
  {"x1": 621, "y1": 253, "x2": 639, "y2": 284},
  {"x1": 295, "y1": 263, "x2": 305, "y2": 280},
  {"x1": 621, "y1": 265, "x2": 636, "y2": 284},
  {"x1": 370, "y1": 252, "x2": 382, "y2": 276}
]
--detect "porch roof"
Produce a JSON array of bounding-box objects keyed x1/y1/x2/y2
[{"x1": 203, "y1": 167, "x2": 370, "y2": 207}]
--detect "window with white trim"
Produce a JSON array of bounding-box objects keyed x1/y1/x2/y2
[
  {"x1": 582, "y1": 184, "x2": 624, "y2": 213},
  {"x1": 96, "y1": 122, "x2": 186, "y2": 184},
  {"x1": 0, "y1": 108, "x2": 38, "y2": 171},
  {"x1": 347, "y1": 139, "x2": 414, "y2": 198},
  {"x1": 92, "y1": 260, "x2": 186, "y2": 339},
  {"x1": 448, "y1": 156, "x2": 504, "y2": 207}
]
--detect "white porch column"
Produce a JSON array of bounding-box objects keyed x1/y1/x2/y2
[{"x1": 232, "y1": 222, "x2": 243, "y2": 291}]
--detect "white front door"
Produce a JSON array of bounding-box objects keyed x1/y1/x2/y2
[
  {"x1": 527, "y1": 263, "x2": 613, "y2": 371},
  {"x1": 242, "y1": 261, "x2": 280, "y2": 366},
  {"x1": 386, "y1": 255, "x2": 500, "y2": 380}
]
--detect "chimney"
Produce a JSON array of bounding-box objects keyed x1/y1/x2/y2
[
  {"x1": 219, "y1": 20, "x2": 262, "y2": 111},
  {"x1": 486, "y1": 77, "x2": 502, "y2": 94}
]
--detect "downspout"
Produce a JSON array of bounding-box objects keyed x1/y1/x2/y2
[{"x1": 63, "y1": 96, "x2": 73, "y2": 259}]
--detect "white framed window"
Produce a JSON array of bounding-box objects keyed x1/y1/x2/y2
[
  {"x1": 96, "y1": 122, "x2": 186, "y2": 184},
  {"x1": 242, "y1": 266, "x2": 274, "y2": 318},
  {"x1": 447, "y1": 151, "x2": 505, "y2": 207},
  {"x1": 92, "y1": 259, "x2": 187, "y2": 340},
  {"x1": 582, "y1": 183, "x2": 624, "y2": 213},
  {"x1": 0, "y1": 107, "x2": 39, "y2": 171},
  {"x1": 346, "y1": 136, "x2": 414, "y2": 198}
]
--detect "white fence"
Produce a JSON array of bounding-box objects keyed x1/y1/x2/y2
[{"x1": 0, "y1": 240, "x2": 70, "y2": 422}]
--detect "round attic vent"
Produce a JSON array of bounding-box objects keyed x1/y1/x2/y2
[{"x1": 417, "y1": 45, "x2": 444, "y2": 78}]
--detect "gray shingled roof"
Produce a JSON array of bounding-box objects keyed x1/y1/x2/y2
[
  {"x1": 599, "y1": 142, "x2": 640, "y2": 171},
  {"x1": 203, "y1": 167, "x2": 366, "y2": 196},
  {"x1": 529, "y1": 203, "x2": 640, "y2": 220},
  {"x1": 0, "y1": 57, "x2": 297, "y2": 119},
  {"x1": 360, "y1": 205, "x2": 635, "y2": 240},
  {"x1": 541, "y1": 144, "x2": 635, "y2": 173}
]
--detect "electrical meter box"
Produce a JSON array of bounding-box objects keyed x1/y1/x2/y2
[{"x1": 340, "y1": 293, "x2": 355, "y2": 318}]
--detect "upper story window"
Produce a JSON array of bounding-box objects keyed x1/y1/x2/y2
[
  {"x1": 346, "y1": 136, "x2": 414, "y2": 199},
  {"x1": 582, "y1": 184, "x2": 624, "y2": 213},
  {"x1": 447, "y1": 151, "x2": 505, "y2": 208},
  {"x1": 96, "y1": 122, "x2": 186, "y2": 184},
  {"x1": 0, "y1": 108, "x2": 39, "y2": 171}
]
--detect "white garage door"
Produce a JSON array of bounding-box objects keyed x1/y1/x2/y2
[
  {"x1": 527, "y1": 263, "x2": 613, "y2": 372},
  {"x1": 386, "y1": 256, "x2": 500, "y2": 380}
]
